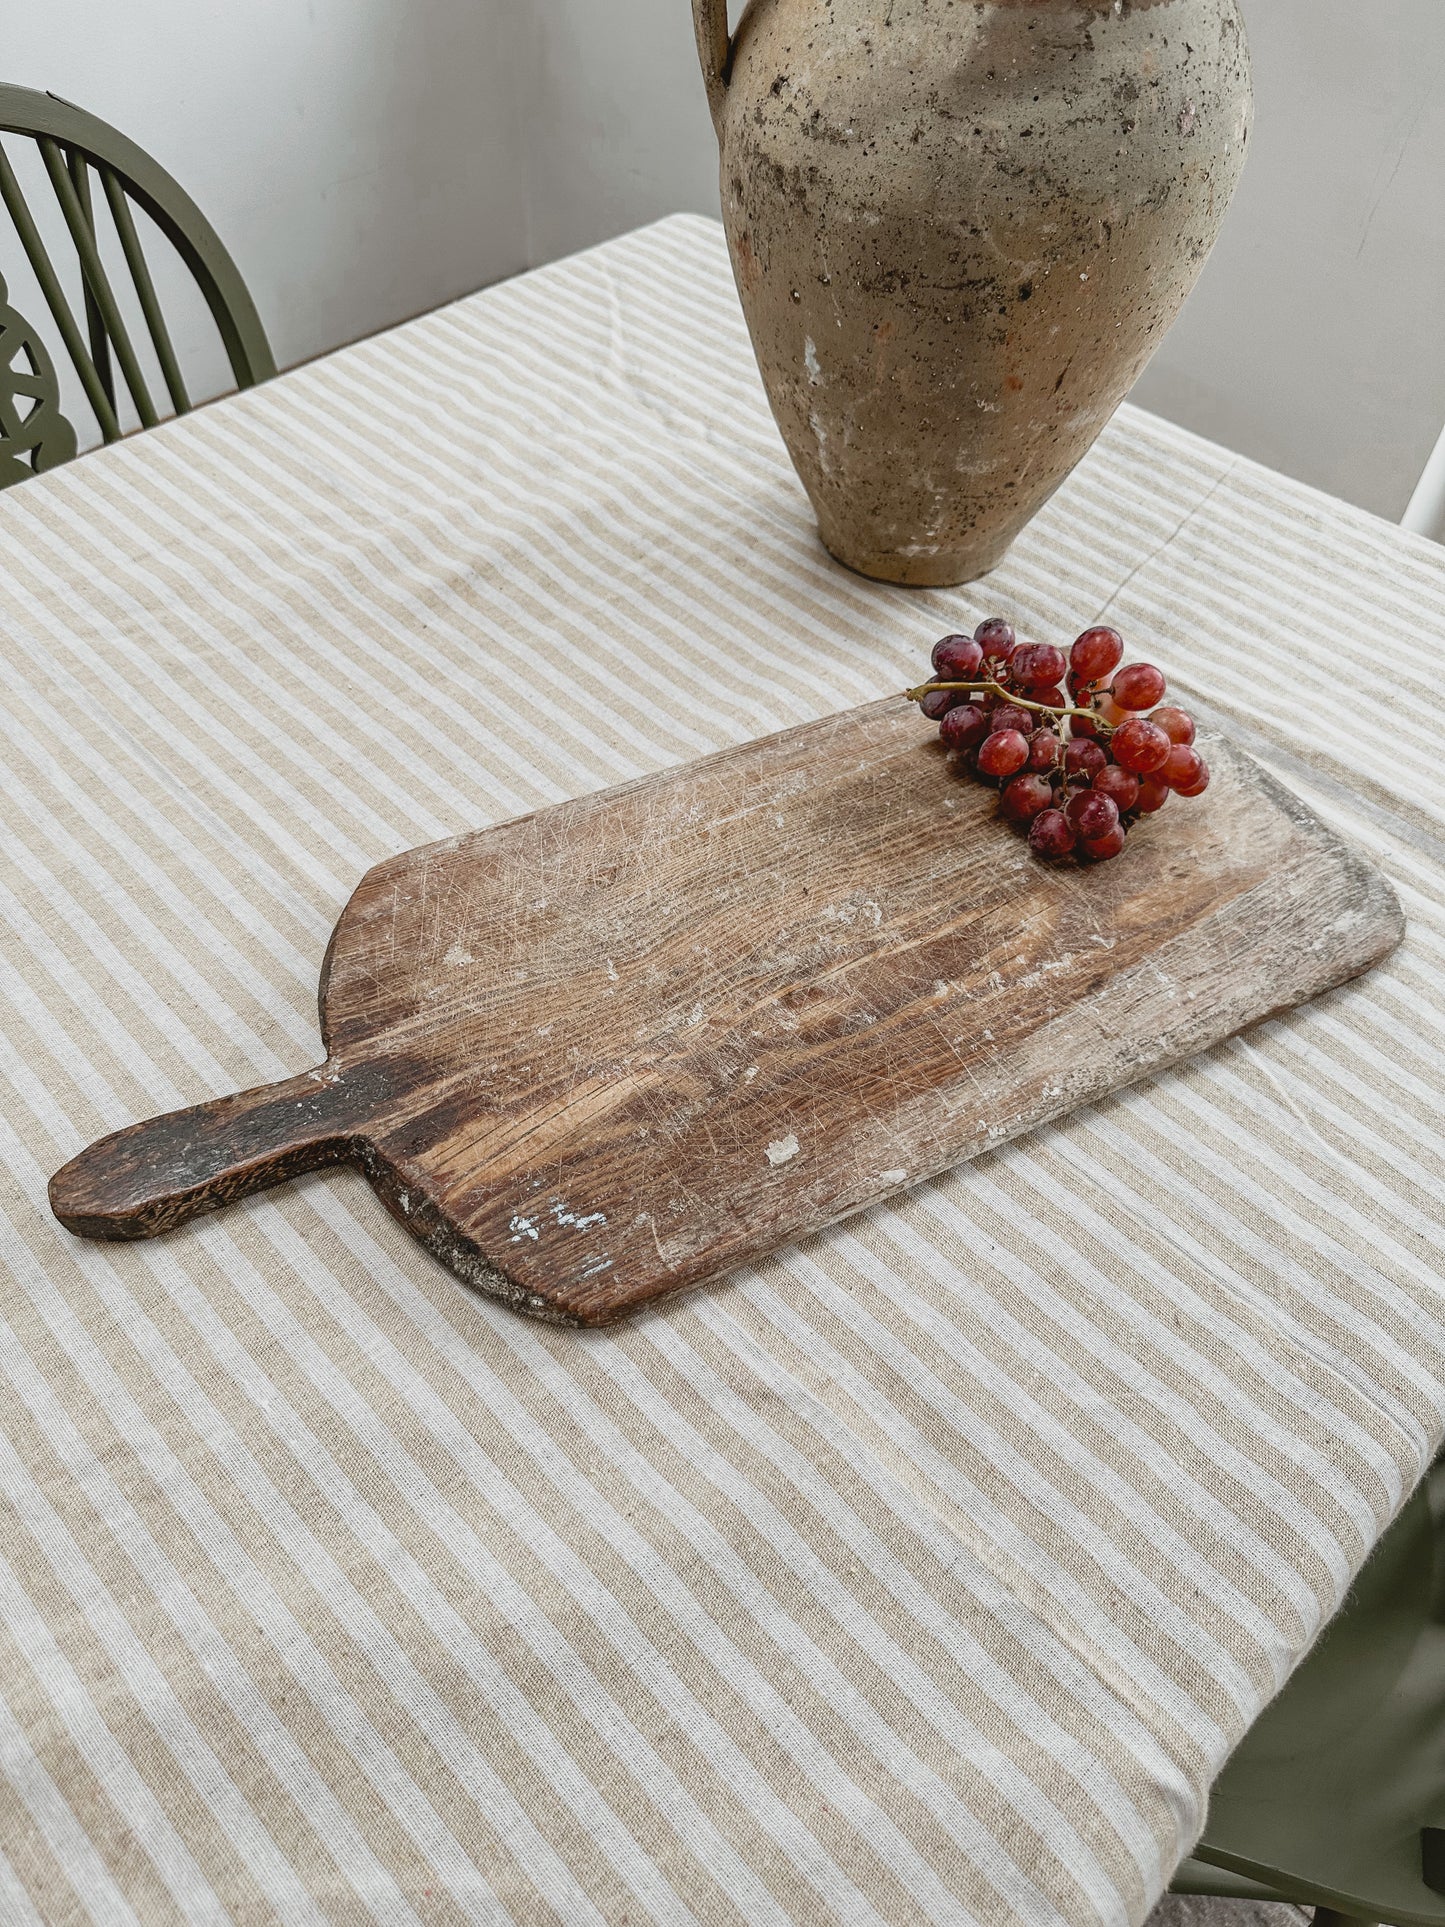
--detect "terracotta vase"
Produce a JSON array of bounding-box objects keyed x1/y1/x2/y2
[{"x1": 692, "y1": 0, "x2": 1252, "y2": 586}]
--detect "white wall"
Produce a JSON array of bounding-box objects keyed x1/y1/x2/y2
[
  {"x1": 522, "y1": 0, "x2": 719, "y2": 269},
  {"x1": 6, "y1": 0, "x2": 533, "y2": 418},
  {"x1": 7, "y1": 0, "x2": 1445, "y2": 526},
  {"x1": 1131, "y1": 0, "x2": 1445, "y2": 524}
]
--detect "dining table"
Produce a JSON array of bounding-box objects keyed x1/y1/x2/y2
[{"x1": 1, "y1": 211, "x2": 1443, "y2": 1927}]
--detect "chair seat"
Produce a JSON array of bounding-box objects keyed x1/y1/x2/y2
[{"x1": 1173, "y1": 1462, "x2": 1445, "y2": 1926}]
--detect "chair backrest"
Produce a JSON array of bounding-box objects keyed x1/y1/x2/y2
[{"x1": 0, "y1": 84, "x2": 274, "y2": 490}]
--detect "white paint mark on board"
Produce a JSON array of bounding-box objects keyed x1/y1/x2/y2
[
  {"x1": 553, "y1": 1202, "x2": 607, "y2": 1231},
  {"x1": 445, "y1": 944, "x2": 474, "y2": 967},
  {"x1": 766, "y1": 1134, "x2": 800, "y2": 1166}
]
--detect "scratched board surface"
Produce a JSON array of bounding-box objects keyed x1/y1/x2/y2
[{"x1": 50, "y1": 698, "x2": 1402, "y2": 1323}]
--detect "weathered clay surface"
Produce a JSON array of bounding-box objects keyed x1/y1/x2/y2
[
  {"x1": 52, "y1": 700, "x2": 1399, "y2": 1327},
  {"x1": 693, "y1": 0, "x2": 1253, "y2": 584}
]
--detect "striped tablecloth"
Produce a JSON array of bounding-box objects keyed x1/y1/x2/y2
[{"x1": 1, "y1": 213, "x2": 1442, "y2": 1927}]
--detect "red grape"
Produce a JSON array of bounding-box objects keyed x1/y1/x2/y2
[
  {"x1": 1064, "y1": 738, "x2": 1107, "y2": 780},
  {"x1": 974, "y1": 617, "x2": 1016, "y2": 663},
  {"x1": 1031, "y1": 686, "x2": 1068, "y2": 711},
  {"x1": 1026, "y1": 728, "x2": 1061, "y2": 772},
  {"x1": 932, "y1": 635, "x2": 985, "y2": 681},
  {"x1": 940, "y1": 703, "x2": 990, "y2": 754},
  {"x1": 920, "y1": 688, "x2": 958, "y2": 720},
  {"x1": 1028, "y1": 809, "x2": 1077, "y2": 858},
  {"x1": 1069, "y1": 709, "x2": 1102, "y2": 740},
  {"x1": 1092, "y1": 764, "x2": 1140, "y2": 812},
  {"x1": 1162, "y1": 744, "x2": 1205, "y2": 791},
  {"x1": 1113, "y1": 663, "x2": 1167, "y2": 711},
  {"x1": 1111, "y1": 717, "x2": 1172, "y2": 774},
  {"x1": 1002, "y1": 773, "x2": 1056, "y2": 822},
  {"x1": 977, "y1": 729, "x2": 1030, "y2": 778},
  {"x1": 1082, "y1": 824, "x2": 1128, "y2": 861},
  {"x1": 990, "y1": 703, "x2": 1035, "y2": 738},
  {"x1": 1011, "y1": 643, "x2": 1068, "y2": 689},
  {"x1": 1070, "y1": 626, "x2": 1125, "y2": 684},
  {"x1": 1095, "y1": 692, "x2": 1129, "y2": 728},
  {"x1": 1135, "y1": 774, "x2": 1170, "y2": 812},
  {"x1": 1173, "y1": 756, "x2": 1210, "y2": 798},
  {"x1": 1152, "y1": 705, "x2": 1196, "y2": 747},
  {"x1": 1066, "y1": 791, "x2": 1120, "y2": 841}
]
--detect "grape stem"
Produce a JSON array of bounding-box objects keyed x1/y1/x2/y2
[{"x1": 904, "y1": 678, "x2": 1100, "y2": 726}]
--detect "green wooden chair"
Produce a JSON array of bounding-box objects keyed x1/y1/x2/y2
[
  {"x1": 0, "y1": 84, "x2": 273, "y2": 488},
  {"x1": 1171, "y1": 1454, "x2": 1445, "y2": 1927}
]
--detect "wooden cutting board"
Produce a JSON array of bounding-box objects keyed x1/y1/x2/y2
[{"x1": 51, "y1": 699, "x2": 1403, "y2": 1325}]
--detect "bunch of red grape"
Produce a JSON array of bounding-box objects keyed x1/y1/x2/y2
[{"x1": 910, "y1": 618, "x2": 1207, "y2": 862}]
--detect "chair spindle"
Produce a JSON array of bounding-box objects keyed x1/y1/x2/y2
[
  {"x1": 100, "y1": 165, "x2": 190, "y2": 416},
  {"x1": 65, "y1": 146, "x2": 114, "y2": 413}
]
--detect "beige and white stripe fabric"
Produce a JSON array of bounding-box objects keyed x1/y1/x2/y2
[{"x1": 0, "y1": 213, "x2": 1442, "y2": 1926}]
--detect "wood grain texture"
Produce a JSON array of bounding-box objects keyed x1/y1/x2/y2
[{"x1": 50, "y1": 699, "x2": 1404, "y2": 1325}]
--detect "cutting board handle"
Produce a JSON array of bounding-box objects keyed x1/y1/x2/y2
[{"x1": 50, "y1": 1062, "x2": 377, "y2": 1241}]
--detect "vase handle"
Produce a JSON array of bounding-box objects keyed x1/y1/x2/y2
[{"x1": 692, "y1": 0, "x2": 734, "y2": 135}]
